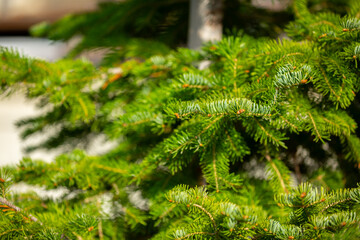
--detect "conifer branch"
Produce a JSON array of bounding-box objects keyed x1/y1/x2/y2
[
  {"x1": 159, "y1": 204, "x2": 176, "y2": 220},
  {"x1": 218, "y1": 176, "x2": 242, "y2": 189},
  {"x1": 98, "y1": 220, "x2": 104, "y2": 240},
  {"x1": 307, "y1": 112, "x2": 322, "y2": 141},
  {"x1": 310, "y1": 20, "x2": 338, "y2": 29},
  {"x1": 123, "y1": 207, "x2": 144, "y2": 224},
  {"x1": 321, "y1": 116, "x2": 349, "y2": 136},
  {"x1": 254, "y1": 119, "x2": 284, "y2": 146},
  {"x1": 77, "y1": 95, "x2": 89, "y2": 117},
  {"x1": 256, "y1": 52, "x2": 304, "y2": 83},
  {"x1": 0, "y1": 197, "x2": 41, "y2": 224},
  {"x1": 279, "y1": 115, "x2": 299, "y2": 131},
  {"x1": 0, "y1": 229, "x2": 22, "y2": 237},
  {"x1": 326, "y1": 57, "x2": 347, "y2": 84},
  {"x1": 321, "y1": 198, "x2": 352, "y2": 212},
  {"x1": 96, "y1": 200, "x2": 104, "y2": 240},
  {"x1": 183, "y1": 85, "x2": 209, "y2": 89},
  {"x1": 233, "y1": 58, "x2": 238, "y2": 97},
  {"x1": 265, "y1": 154, "x2": 289, "y2": 194},
  {"x1": 170, "y1": 116, "x2": 222, "y2": 154},
  {"x1": 94, "y1": 164, "x2": 128, "y2": 174},
  {"x1": 176, "y1": 231, "x2": 215, "y2": 240},
  {"x1": 123, "y1": 118, "x2": 153, "y2": 127},
  {"x1": 198, "y1": 116, "x2": 223, "y2": 137},
  {"x1": 212, "y1": 145, "x2": 219, "y2": 193},
  {"x1": 225, "y1": 130, "x2": 240, "y2": 154},
  {"x1": 318, "y1": 65, "x2": 339, "y2": 98},
  {"x1": 191, "y1": 203, "x2": 217, "y2": 234},
  {"x1": 245, "y1": 88, "x2": 270, "y2": 98}
]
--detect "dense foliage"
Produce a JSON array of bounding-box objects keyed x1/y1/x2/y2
[{"x1": 0, "y1": 0, "x2": 360, "y2": 239}]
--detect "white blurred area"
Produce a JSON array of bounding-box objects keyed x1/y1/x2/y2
[
  {"x1": 0, "y1": 93, "x2": 37, "y2": 166},
  {"x1": 0, "y1": 37, "x2": 68, "y2": 60}
]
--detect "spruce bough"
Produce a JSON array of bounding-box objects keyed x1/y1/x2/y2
[{"x1": 0, "y1": 0, "x2": 360, "y2": 239}]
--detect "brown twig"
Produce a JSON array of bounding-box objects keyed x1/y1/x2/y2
[
  {"x1": 192, "y1": 203, "x2": 217, "y2": 234},
  {"x1": 0, "y1": 196, "x2": 41, "y2": 224}
]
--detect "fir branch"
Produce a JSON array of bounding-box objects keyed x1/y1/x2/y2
[
  {"x1": 225, "y1": 130, "x2": 241, "y2": 155},
  {"x1": 325, "y1": 57, "x2": 347, "y2": 85},
  {"x1": 198, "y1": 116, "x2": 223, "y2": 136},
  {"x1": 182, "y1": 85, "x2": 209, "y2": 90},
  {"x1": 310, "y1": 20, "x2": 338, "y2": 29},
  {"x1": 96, "y1": 200, "x2": 104, "y2": 240},
  {"x1": 176, "y1": 231, "x2": 215, "y2": 240},
  {"x1": 159, "y1": 204, "x2": 176, "y2": 220},
  {"x1": 94, "y1": 164, "x2": 128, "y2": 174},
  {"x1": 0, "y1": 229, "x2": 22, "y2": 237},
  {"x1": 307, "y1": 112, "x2": 322, "y2": 141},
  {"x1": 293, "y1": 0, "x2": 311, "y2": 19},
  {"x1": 256, "y1": 52, "x2": 304, "y2": 83},
  {"x1": 254, "y1": 119, "x2": 285, "y2": 147},
  {"x1": 343, "y1": 135, "x2": 360, "y2": 162},
  {"x1": 212, "y1": 145, "x2": 220, "y2": 193},
  {"x1": 218, "y1": 176, "x2": 242, "y2": 189},
  {"x1": 77, "y1": 96, "x2": 89, "y2": 117},
  {"x1": 170, "y1": 116, "x2": 223, "y2": 154},
  {"x1": 321, "y1": 198, "x2": 352, "y2": 212},
  {"x1": 318, "y1": 65, "x2": 339, "y2": 99},
  {"x1": 191, "y1": 203, "x2": 217, "y2": 234},
  {"x1": 278, "y1": 115, "x2": 299, "y2": 131},
  {"x1": 123, "y1": 207, "x2": 142, "y2": 224},
  {"x1": 169, "y1": 98, "x2": 273, "y2": 118},
  {"x1": 321, "y1": 116, "x2": 347, "y2": 136},
  {"x1": 265, "y1": 154, "x2": 289, "y2": 194},
  {"x1": 233, "y1": 58, "x2": 239, "y2": 97},
  {"x1": 0, "y1": 197, "x2": 41, "y2": 224},
  {"x1": 245, "y1": 87, "x2": 270, "y2": 99},
  {"x1": 98, "y1": 220, "x2": 104, "y2": 240}
]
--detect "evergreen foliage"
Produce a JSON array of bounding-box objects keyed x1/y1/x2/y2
[{"x1": 0, "y1": 0, "x2": 360, "y2": 239}]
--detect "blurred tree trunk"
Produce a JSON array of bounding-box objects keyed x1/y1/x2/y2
[{"x1": 188, "y1": 0, "x2": 223, "y2": 49}]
